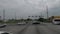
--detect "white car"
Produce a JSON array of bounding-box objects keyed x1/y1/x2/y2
[
  {"x1": 32, "y1": 21, "x2": 40, "y2": 24},
  {"x1": 17, "y1": 22, "x2": 26, "y2": 25},
  {"x1": 52, "y1": 18, "x2": 60, "y2": 25},
  {"x1": 0, "y1": 31, "x2": 12, "y2": 34}
]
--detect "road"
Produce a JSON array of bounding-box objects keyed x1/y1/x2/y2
[{"x1": 0, "y1": 23, "x2": 60, "y2": 34}]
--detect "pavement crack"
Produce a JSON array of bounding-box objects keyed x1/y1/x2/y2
[
  {"x1": 17, "y1": 25, "x2": 29, "y2": 34},
  {"x1": 35, "y1": 25, "x2": 40, "y2": 34},
  {"x1": 45, "y1": 26, "x2": 60, "y2": 34}
]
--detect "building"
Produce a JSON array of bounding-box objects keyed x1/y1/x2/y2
[{"x1": 48, "y1": 16, "x2": 60, "y2": 22}]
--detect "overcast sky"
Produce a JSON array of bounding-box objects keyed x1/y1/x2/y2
[{"x1": 0, "y1": 0, "x2": 60, "y2": 19}]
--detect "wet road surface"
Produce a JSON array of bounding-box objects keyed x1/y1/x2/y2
[{"x1": 0, "y1": 23, "x2": 60, "y2": 34}]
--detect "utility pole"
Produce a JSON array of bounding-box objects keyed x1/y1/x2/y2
[
  {"x1": 41, "y1": 12, "x2": 42, "y2": 18},
  {"x1": 46, "y1": 5, "x2": 48, "y2": 19},
  {"x1": 15, "y1": 11, "x2": 16, "y2": 20},
  {"x1": 3, "y1": 9, "x2": 5, "y2": 22}
]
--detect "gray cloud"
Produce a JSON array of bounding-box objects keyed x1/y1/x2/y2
[{"x1": 0, "y1": 0, "x2": 60, "y2": 19}]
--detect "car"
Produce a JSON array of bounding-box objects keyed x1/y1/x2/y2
[
  {"x1": 3, "y1": 24, "x2": 7, "y2": 26},
  {"x1": 17, "y1": 22, "x2": 26, "y2": 25},
  {"x1": 0, "y1": 31, "x2": 13, "y2": 34},
  {"x1": 32, "y1": 21, "x2": 40, "y2": 24},
  {"x1": 0, "y1": 24, "x2": 7, "y2": 28},
  {"x1": 25, "y1": 22, "x2": 28, "y2": 24}
]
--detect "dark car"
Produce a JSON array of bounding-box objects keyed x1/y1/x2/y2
[
  {"x1": 32, "y1": 21, "x2": 40, "y2": 24},
  {"x1": 0, "y1": 24, "x2": 7, "y2": 28}
]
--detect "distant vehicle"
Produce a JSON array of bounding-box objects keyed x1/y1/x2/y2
[
  {"x1": 52, "y1": 18, "x2": 60, "y2": 25},
  {"x1": 0, "y1": 24, "x2": 7, "y2": 28},
  {"x1": 17, "y1": 22, "x2": 26, "y2": 25},
  {"x1": 49, "y1": 16, "x2": 60, "y2": 25},
  {"x1": 25, "y1": 21, "x2": 28, "y2": 24},
  {"x1": 32, "y1": 21, "x2": 40, "y2": 24},
  {"x1": 3, "y1": 24, "x2": 7, "y2": 26},
  {"x1": 0, "y1": 31, "x2": 12, "y2": 34}
]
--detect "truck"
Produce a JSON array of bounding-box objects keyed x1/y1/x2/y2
[{"x1": 49, "y1": 16, "x2": 60, "y2": 25}]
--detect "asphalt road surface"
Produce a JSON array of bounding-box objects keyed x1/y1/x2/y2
[{"x1": 0, "y1": 23, "x2": 60, "y2": 34}]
